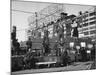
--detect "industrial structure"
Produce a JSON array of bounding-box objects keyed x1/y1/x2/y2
[
  {"x1": 27, "y1": 4, "x2": 64, "y2": 38},
  {"x1": 27, "y1": 4, "x2": 96, "y2": 42},
  {"x1": 26, "y1": 4, "x2": 96, "y2": 51},
  {"x1": 11, "y1": 3, "x2": 96, "y2": 72}
]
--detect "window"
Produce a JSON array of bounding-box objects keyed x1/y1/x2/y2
[
  {"x1": 83, "y1": 28, "x2": 88, "y2": 31},
  {"x1": 90, "y1": 36, "x2": 96, "y2": 39},
  {"x1": 89, "y1": 12, "x2": 96, "y2": 16},
  {"x1": 90, "y1": 26, "x2": 96, "y2": 29},
  {"x1": 89, "y1": 17, "x2": 96, "y2": 20},
  {"x1": 83, "y1": 23, "x2": 88, "y2": 26},
  {"x1": 84, "y1": 32, "x2": 89, "y2": 35},
  {"x1": 78, "y1": 28, "x2": 88, "y2": 32},
  {"x1": 83, "y1": 19, "x2": 88, "y2": 22},
  {"x1": 90, "y1": 30, "x2": 96, "y2": 34},
  {"x1": 89, "y1": 21, "x2": 96, "y2": 25}
]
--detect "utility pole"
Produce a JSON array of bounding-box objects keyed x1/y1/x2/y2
[{"x1": 35, "y1": 12, "x2": 38, "y2": 29}]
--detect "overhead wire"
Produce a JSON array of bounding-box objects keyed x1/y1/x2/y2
[{"x1": 11, "y1": 9, "x2": 35, "y2": 14}]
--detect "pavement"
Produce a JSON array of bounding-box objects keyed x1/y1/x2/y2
[{"x1": 12, "y1": 61, "x2": 95, "y2": 75}]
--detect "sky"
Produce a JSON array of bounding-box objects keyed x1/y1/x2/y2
[{"x1": 11, "y1": 0, "x2": 95, "y2": 42}]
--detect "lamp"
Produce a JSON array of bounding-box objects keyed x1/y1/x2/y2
[
  {"x1": 70, "y1": 42, "x2": 74, "y2": 48},
  {"x1": 80, "y1": 42, "x2": 86, "y2": 47},
  {"x1": 87, "y1": 44, "x2": 93, "y2": 49},
  {"x1": 76, "y1": 46, "x2": 80, "y2": 50}
]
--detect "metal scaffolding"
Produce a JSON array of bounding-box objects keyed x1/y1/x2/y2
[{"x1": 28, "y1": 4, "x2": 64, "y2": 31}]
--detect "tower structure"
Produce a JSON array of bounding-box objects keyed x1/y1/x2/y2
[{"x1": 27, "y1": 4, "x2": 64, "y2": 38}]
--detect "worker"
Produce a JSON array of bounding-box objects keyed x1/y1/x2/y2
[{"x1": 26, "y1": 38, "x2": 32, "y2": 52}]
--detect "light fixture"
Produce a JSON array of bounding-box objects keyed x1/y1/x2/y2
[
  {"x1": 76, "y1": 46, "x2": 80, "y2": 50},
  {"x1": 70, "y1": 42, "x2": 74, "y2": 47},
  {"x1": 80, "y1": 42, "x2": 86, "y2": 47},
  {"x1": 87, "y1": 44, "x2": 93, "y2": 49}
]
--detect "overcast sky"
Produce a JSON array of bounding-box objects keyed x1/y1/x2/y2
[{"x1": 11, "y1": 0, "x2": 94, "y2": 42}]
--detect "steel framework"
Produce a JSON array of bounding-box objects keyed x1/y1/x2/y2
[{"x1": 28, "y1": 4, "x2": 64, "y2": 31}]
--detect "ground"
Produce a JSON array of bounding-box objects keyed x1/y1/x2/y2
[{"x1": 12, "y1": 61, "x2": 95, "y2": 75}]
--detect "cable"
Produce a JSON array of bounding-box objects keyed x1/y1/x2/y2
[
  {"x1": 11, "y1": 9, "x2": 34, "y2": 14},
  {"x1": 16, "y1": 28, "x2": 27, "y2": 31}
]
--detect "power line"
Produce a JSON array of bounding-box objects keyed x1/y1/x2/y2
[
  {"x1": 16, "y1": 29, "x2": 26, "y2": 31},
  {"x1": 11, "y1": 9, "x2": 35, "y2": 14},
  {"x1": 15, "y1": 28, "x2": 28, "y2": 31}
]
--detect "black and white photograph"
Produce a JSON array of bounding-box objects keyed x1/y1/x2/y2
[{"x1": 11, "y1": 0, "x2": 96, "y2": 74}]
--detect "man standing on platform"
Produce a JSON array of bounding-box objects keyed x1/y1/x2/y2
[
  {"x1": 42, "y1": 28, "x2": 50, "y2": 54},
  {"x1": 26, "y1": 38, "x2": 32, "y2": 52},
  {"x1": 57, "y1": 23, "x2": 64, "y2": 43}
]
